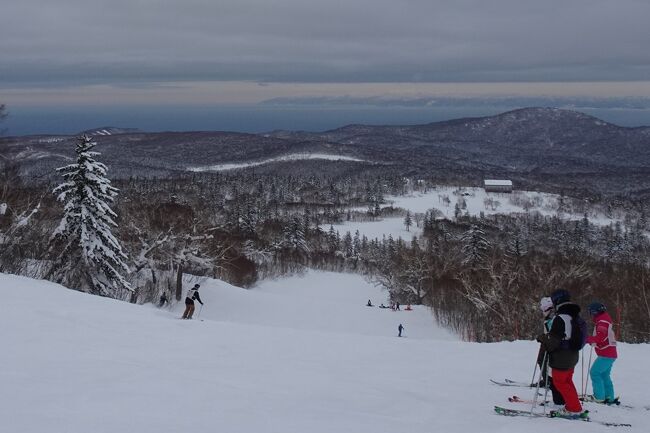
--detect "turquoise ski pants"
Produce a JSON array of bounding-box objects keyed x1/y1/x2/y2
[{"x1": 590, "y1": 356, "x2": 616, "y2": 400}]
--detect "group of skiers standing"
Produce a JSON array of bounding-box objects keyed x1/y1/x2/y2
[
  {"x1": 536, "y1": 289, "x2": 618, "y2": 416},
  {"x1": 172, "y1": 284, "x2": 619, "y2": 413}
]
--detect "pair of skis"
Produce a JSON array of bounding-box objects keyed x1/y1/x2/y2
[
  {"x1": 492, "y1": 379, "x2": 632, "y2": 427},
  {"x1": 493, "y1": 406, "x2": 631, "y2": 427},
  {"x1": 490, "y1": 378, "x2": 534, "y2": 387},
  {"x1": 580, "y1": 395, "x2": 634, "y2": 409},
  {"x1": 508, "y1": 395, "x2": 548, "y2": 406},
  {"x1": 492, "y1": 378, "x2": 635, "y2": 409}
]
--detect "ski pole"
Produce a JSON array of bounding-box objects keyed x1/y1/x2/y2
[
  {"x1": 197, "y1": 304, "x2": 203, "y2": 319},
  {"x1": 531, "y1": 351, "x2": 547, "y2": 414},
  {"x1": 581, "y1": 346, "x2": 585, "y2": 398},
  {"x1": 542, "y1": 371, "x2": 551, "y2": 415},
  {"x1": 538, "y1": 352, "x2": 551, "y2": 414},
  {"x1": 529, "y1": 355, "x2": 539, "y2": 389},
  {"x1": 583, "y1": 346, "x2": 593, "y2": 398}
]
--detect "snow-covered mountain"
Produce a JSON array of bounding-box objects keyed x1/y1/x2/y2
[
  {"x1": 2, "y1": 271, "x2": 647, "y2": 433},
  {"x1": 3, "y1": 107, "x2": 650, "y2": 197}
]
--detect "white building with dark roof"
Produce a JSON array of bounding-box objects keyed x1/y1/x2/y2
[{"x1": 483, "y1": 179, "x2": 513, "y2": 193}]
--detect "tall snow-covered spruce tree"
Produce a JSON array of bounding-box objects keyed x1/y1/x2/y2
[{"x1": 49, "y1": 135, "x2": 131, "y2": 297}]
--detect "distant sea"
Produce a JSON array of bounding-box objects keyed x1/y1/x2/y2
[{"x1": 4, "y1": 105, "x2": 650, "y2": 136}]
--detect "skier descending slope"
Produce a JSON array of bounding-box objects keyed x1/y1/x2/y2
[
  {"x1": 182, "y1": 284, "x2": 204, "y2": 319},
  {"x1": 536, "y1": 289, "x2": 586, "y2": 417}
]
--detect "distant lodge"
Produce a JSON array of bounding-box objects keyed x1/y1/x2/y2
[{"x1": 483, "y1": 179, "x2": 513, "y2": 193}]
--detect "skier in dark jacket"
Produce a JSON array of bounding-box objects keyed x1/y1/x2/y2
[
  {"x1": 536, "y1": 296, "x2": 565, "y2": 406},
  {"x1": 398, "y1": 323, "x2": 404, "y2": 337},
  {"x1": 158, "y1": 292, "x2": 169, "y2": 308},
  {"x1": 537, "y1": 289, "x2": 584, "y2": 415},
  {"x1": 181, "y1": 284, "x2": 203, "y2": 319}
]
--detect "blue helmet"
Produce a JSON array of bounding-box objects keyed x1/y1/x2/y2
[
  {"x1": 550, "y1": 289, "x2": 571, "y2": 305},
  {"x1": 587, "y1": 302, "x2": 606, "y2": 315}
]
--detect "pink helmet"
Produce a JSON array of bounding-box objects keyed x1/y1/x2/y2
[{"x1": 539, "y1": 297, "x2": 553, "y2": 313}]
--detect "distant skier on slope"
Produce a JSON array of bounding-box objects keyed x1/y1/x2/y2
[
  {"x1": 398, "y1": 323, "x2": 404, "y2": 337},
  {"x1": 536, "y1": 296, "x2": 565, "y2": 406},
  {"x1": 367, "y1": 299, "x2": 373, "y2": 307},
  {"x1": 181, "y1": 284, "x2": 204, "y2": 319},
  {"x1": 158, "y1": 292, "x2": 169, "y2": 308},
  {"x1": 536, "y1": 289, "x2": 584, "y2": 416},
  {"x1": 586, "y1": 301, "x2": 618, "y2": 403}
]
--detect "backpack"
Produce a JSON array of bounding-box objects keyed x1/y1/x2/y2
[
  {"x1": 568, "y1": 315, "x2": 588, "y2": 350},
  {"x1": 558, "y1": 313, "x2": 588, "y2": 351}
]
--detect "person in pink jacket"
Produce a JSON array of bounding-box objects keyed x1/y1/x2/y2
[{"x1": 586, "y1": 302, "x2": 618, "y2": 403}]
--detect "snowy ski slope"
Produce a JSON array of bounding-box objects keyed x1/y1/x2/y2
[{"x1": 1, "y1": 271, "x2": 648, "y2": 433}]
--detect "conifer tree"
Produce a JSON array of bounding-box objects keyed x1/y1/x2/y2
[
  {"x1": 49, "y1": 135, "x2": 131, "y2": 297},
  {"x1": 343, "y1": 231, "x2": 354, "y2": 257},
  {"x1": 506, "y1": 228, "x2": 528, "y2": 262},
  {"x1": 460, "y1": 224, "x2": 490, "y2": 267},
  {"x1": 282, "y1": 215, "x2": 309, "y2": 254},
  {"x1": 327, "y1": 225, "x2": 338, "y2": 253},
  {"x1": 404, "y1": 210, "x2": 412, "y2": 231},
  {"x1": 353, "y1": 230, "x2": 362, "y2": 254}
]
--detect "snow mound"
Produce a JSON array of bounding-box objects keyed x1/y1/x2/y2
[{"x1": 174, "y1": 270, "x2": 455, "y2": 340}]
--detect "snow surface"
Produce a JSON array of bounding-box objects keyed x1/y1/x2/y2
[
  {"x1": 331, "y1": 217, "x2": 421, "y2": 242},
  {"x1": 188, "y1": 153, "x2": 366, "y2": 172},
  {"x1": 484, "y1": 179, "x2": 513, "y2": 187},
  {"x1": 15, "y1": 149, "x2": 71, "y2": 161},
  {"x1": 332, "y1": 187, "x2": 624, "y2": 241},
  {"x1": 2, "y1": 271, "x2": 648, "y2": 433}
]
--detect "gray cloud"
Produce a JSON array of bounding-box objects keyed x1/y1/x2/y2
[
  {"x1": 2, "y1": 0, "x2": 650, "y2": 86},
  {"x1": 260, "y1": 95, "x2": 650, "y2": 110}
]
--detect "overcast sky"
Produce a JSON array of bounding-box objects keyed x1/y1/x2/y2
[{"x1": 2, "y1": 0, "x2": 650, "y2": 105}]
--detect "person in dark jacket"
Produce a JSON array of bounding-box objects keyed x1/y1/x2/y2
[
  {"x1": 181, "y1": 284, "x2": 204, "y2": 319},
  {"x1": 398, "y1": 323, "x2": 404, "y2": 337},
  {"x1": 536, "y1": 289, "x2": 583, "y2": 414},
  {"x1": 158, "y1": 292, "x2": 169, "y2": 308},
  {"x1": 536, "y1": 296, "x2": 565, "y2": 406}
]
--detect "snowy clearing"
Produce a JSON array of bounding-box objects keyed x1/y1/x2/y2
[
  {"x1": 332, "y1": 187, "x2": 625, "y2": 241},
  {"x1": 2, "y1": 271, "x2": 648, "y2": 432},
  {"x1": 188, "y1": 153, "x2": 366, "y2": 172}
]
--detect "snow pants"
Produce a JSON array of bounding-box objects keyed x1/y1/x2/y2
[
  {"x1": 590, "y1": 356, "x2": 616, "y2": 401},
  {"x1": 182, "y1": 302, "x2": 195, "y2": 319},
  {"x1": 546, "y1": 375, "x2": 565, "y2": 405},
  {"x1": 539, "y1": 359, "x2": 565, "y2": 405},
  {"x1": 552, "y1": 368, "x2": 582, "y2": 412}
]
